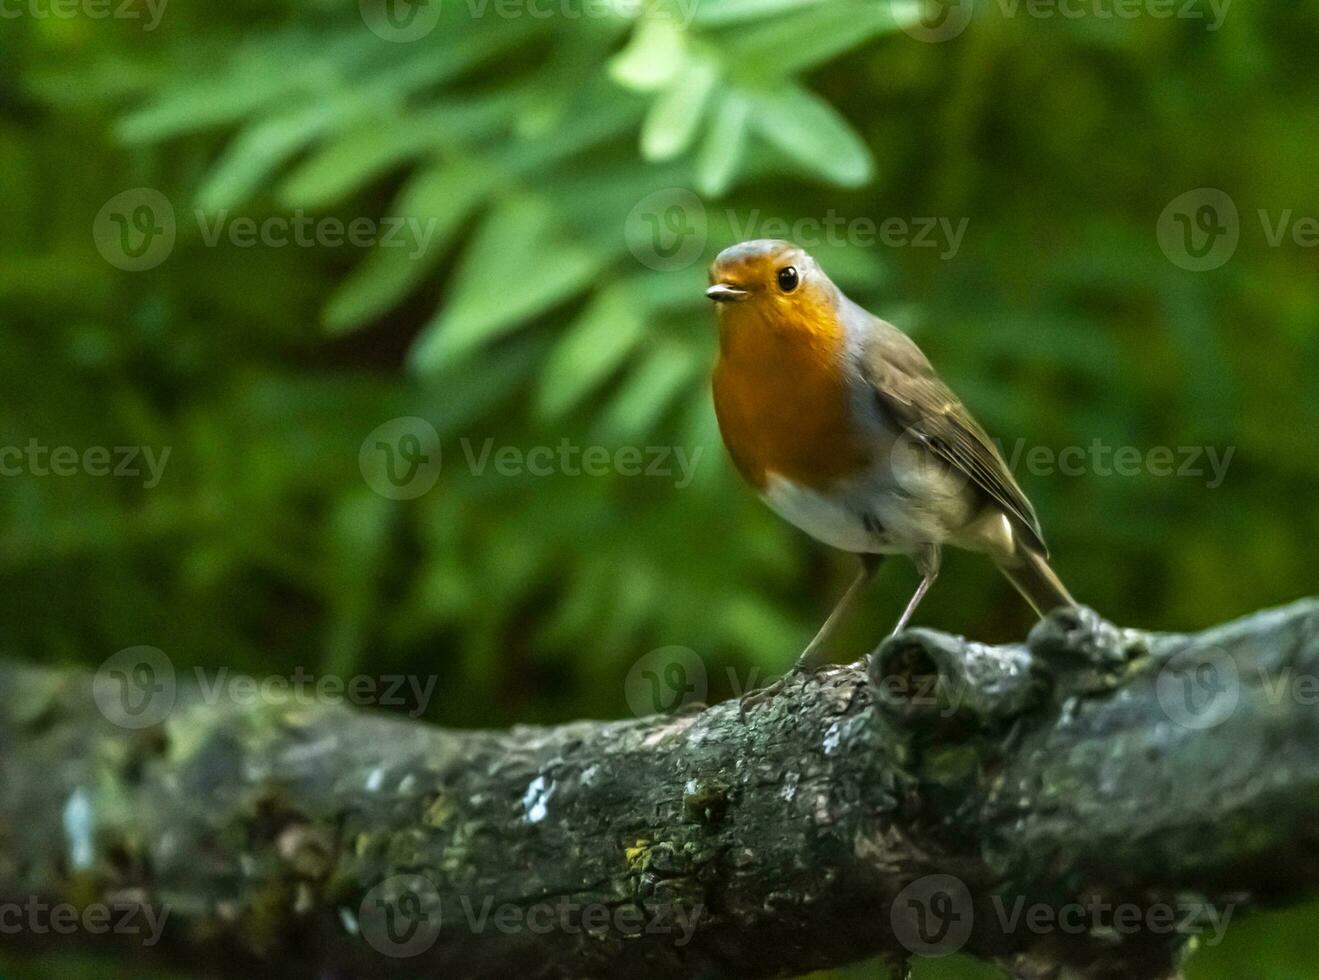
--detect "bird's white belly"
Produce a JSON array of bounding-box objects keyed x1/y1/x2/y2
[
  {"x1": 761, "y1": 474, "x2": 896, "y2": 554},
  {"x1": 761, "y1": 465, "x2": 979, "y2": 555}
]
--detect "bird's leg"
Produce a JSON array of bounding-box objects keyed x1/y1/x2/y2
[
  {"x1": 739, "y1": 555, "x2": 882, "y2": 717},
  {"x1": 797, "y1": 553, "x2": 883, "y2": 670},
  {"x1": 890, "y1": 544, "x2": 940, "y2": 636}
]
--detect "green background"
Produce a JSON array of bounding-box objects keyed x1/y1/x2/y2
[{"x1": 2, "y1": 0, "x2": 1316, "y2": 975}]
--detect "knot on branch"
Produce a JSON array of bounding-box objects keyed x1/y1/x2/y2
[
  {"x1": 1027, "y1": 604, "x2": 1148, "y2": 667},
  {"x1": 867, "y1": 606, "x2": 1151, "y2": 740},
  {"x1": 1027, "y1": 605, "x2": 1152, "y2": 698},
  {"x1": 867, "y1": 627, "x2": 1045, "y2": 736}
]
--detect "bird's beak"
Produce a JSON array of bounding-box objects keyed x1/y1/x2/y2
[{"x1": 705, "y1": 283, "x2": 749, "y2": 303}]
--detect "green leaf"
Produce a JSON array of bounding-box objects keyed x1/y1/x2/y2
[
  {"x1": 505, "y1": 86, "x2": 646, "y2": 176},
  {"x1": 512, "y1": 25, "x2": 631, "y2": 137},
  {"x1": 278, "y1": 117, "x2": 435, "y2": 209},
  {"x1": 323, "y1": 160, "x2": 497, "y2": 333},
  {"x1": 280, "y1": 96, "x2": 520, "y2": 209},
  {"x1": 115, "y1": 32, "x2": 366, "y2": 142},
  {"x1": 696, "y1": 92, "x2": 751, "y2": 196},
  {"x1": 118, "y1": 77, "x2": 294, "y2": 144},
  {"x1": 536, "y1": 284, "x2": 647, "y2": 422},
  {"x1": 641, "y1": 57, "x2": 719, "y2": 162},
  {"x1": 746, "y1": 84, "x2": 873, "y2": 187},
  {"x1": 410, "y1": 194, "x2": 605, "y2": 372},
  {"x1": 609, "y1": 18, "x2": 688, "y2": 93},
  {"x1": 691, "y1": 0, "x2": 826, "y2": 26},
  {"x1": 725, "y1": 1, "x2": 920, "y2": 76},
  {"x1": 602, "y1": 341, "x2": 698, "y2": 438},
  {"x1": 195, "y1": 101, "x2": 354, "y2": 210}
]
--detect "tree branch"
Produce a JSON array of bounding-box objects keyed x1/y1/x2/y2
[{"x1": 2, "y1": 599, "x2": 1317, "y2": 979}]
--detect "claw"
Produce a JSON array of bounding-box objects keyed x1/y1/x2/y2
[
  {"x1": 737, "y1": 662, "x2": 823, "y2": 719},
  {"x1": 738, "y1": 674, "x2": 788, "y2": 718}
]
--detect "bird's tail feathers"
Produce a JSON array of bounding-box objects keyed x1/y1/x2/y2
[{"x1": 996, "y1": 546, "x2": 1075, "y2": 618}]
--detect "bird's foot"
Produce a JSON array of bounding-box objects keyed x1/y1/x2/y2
[{"x1": 738, "y1": 660, "x2": 822, "y2": 719}]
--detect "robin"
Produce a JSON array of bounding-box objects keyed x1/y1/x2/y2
[{"x1": 707, "y1": 239, "x2": 1074, "y2": 705}]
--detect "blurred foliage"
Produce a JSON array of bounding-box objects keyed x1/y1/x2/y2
[{"x1": 2, "y1": 0, "x2": 1318, "y2": 976}]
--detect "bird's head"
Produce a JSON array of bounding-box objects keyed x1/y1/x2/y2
[{"x1": 705, "y1": 240, "x2": 838, "y2": 335}]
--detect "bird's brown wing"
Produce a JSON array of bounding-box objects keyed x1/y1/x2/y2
[{"x1": 859, "y1": 320, "x2": 1048, "y2": 556}]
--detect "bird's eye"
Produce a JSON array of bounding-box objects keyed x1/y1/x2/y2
[{"x1": 776, "y1": 266, "x2": 799, "y2": 292}]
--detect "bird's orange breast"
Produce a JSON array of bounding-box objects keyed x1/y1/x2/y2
[{"x1": 712, "y1": 312, "x2": 871, "y2": 492}]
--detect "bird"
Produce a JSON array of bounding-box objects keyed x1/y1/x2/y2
[{"x1": 706, "y1": 239, "x2": 1074, "y2": 706}]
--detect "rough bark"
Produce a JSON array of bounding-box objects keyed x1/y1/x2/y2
[{"x1": 1, "y1": 599, "x2": 1317, "y2": 979}]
